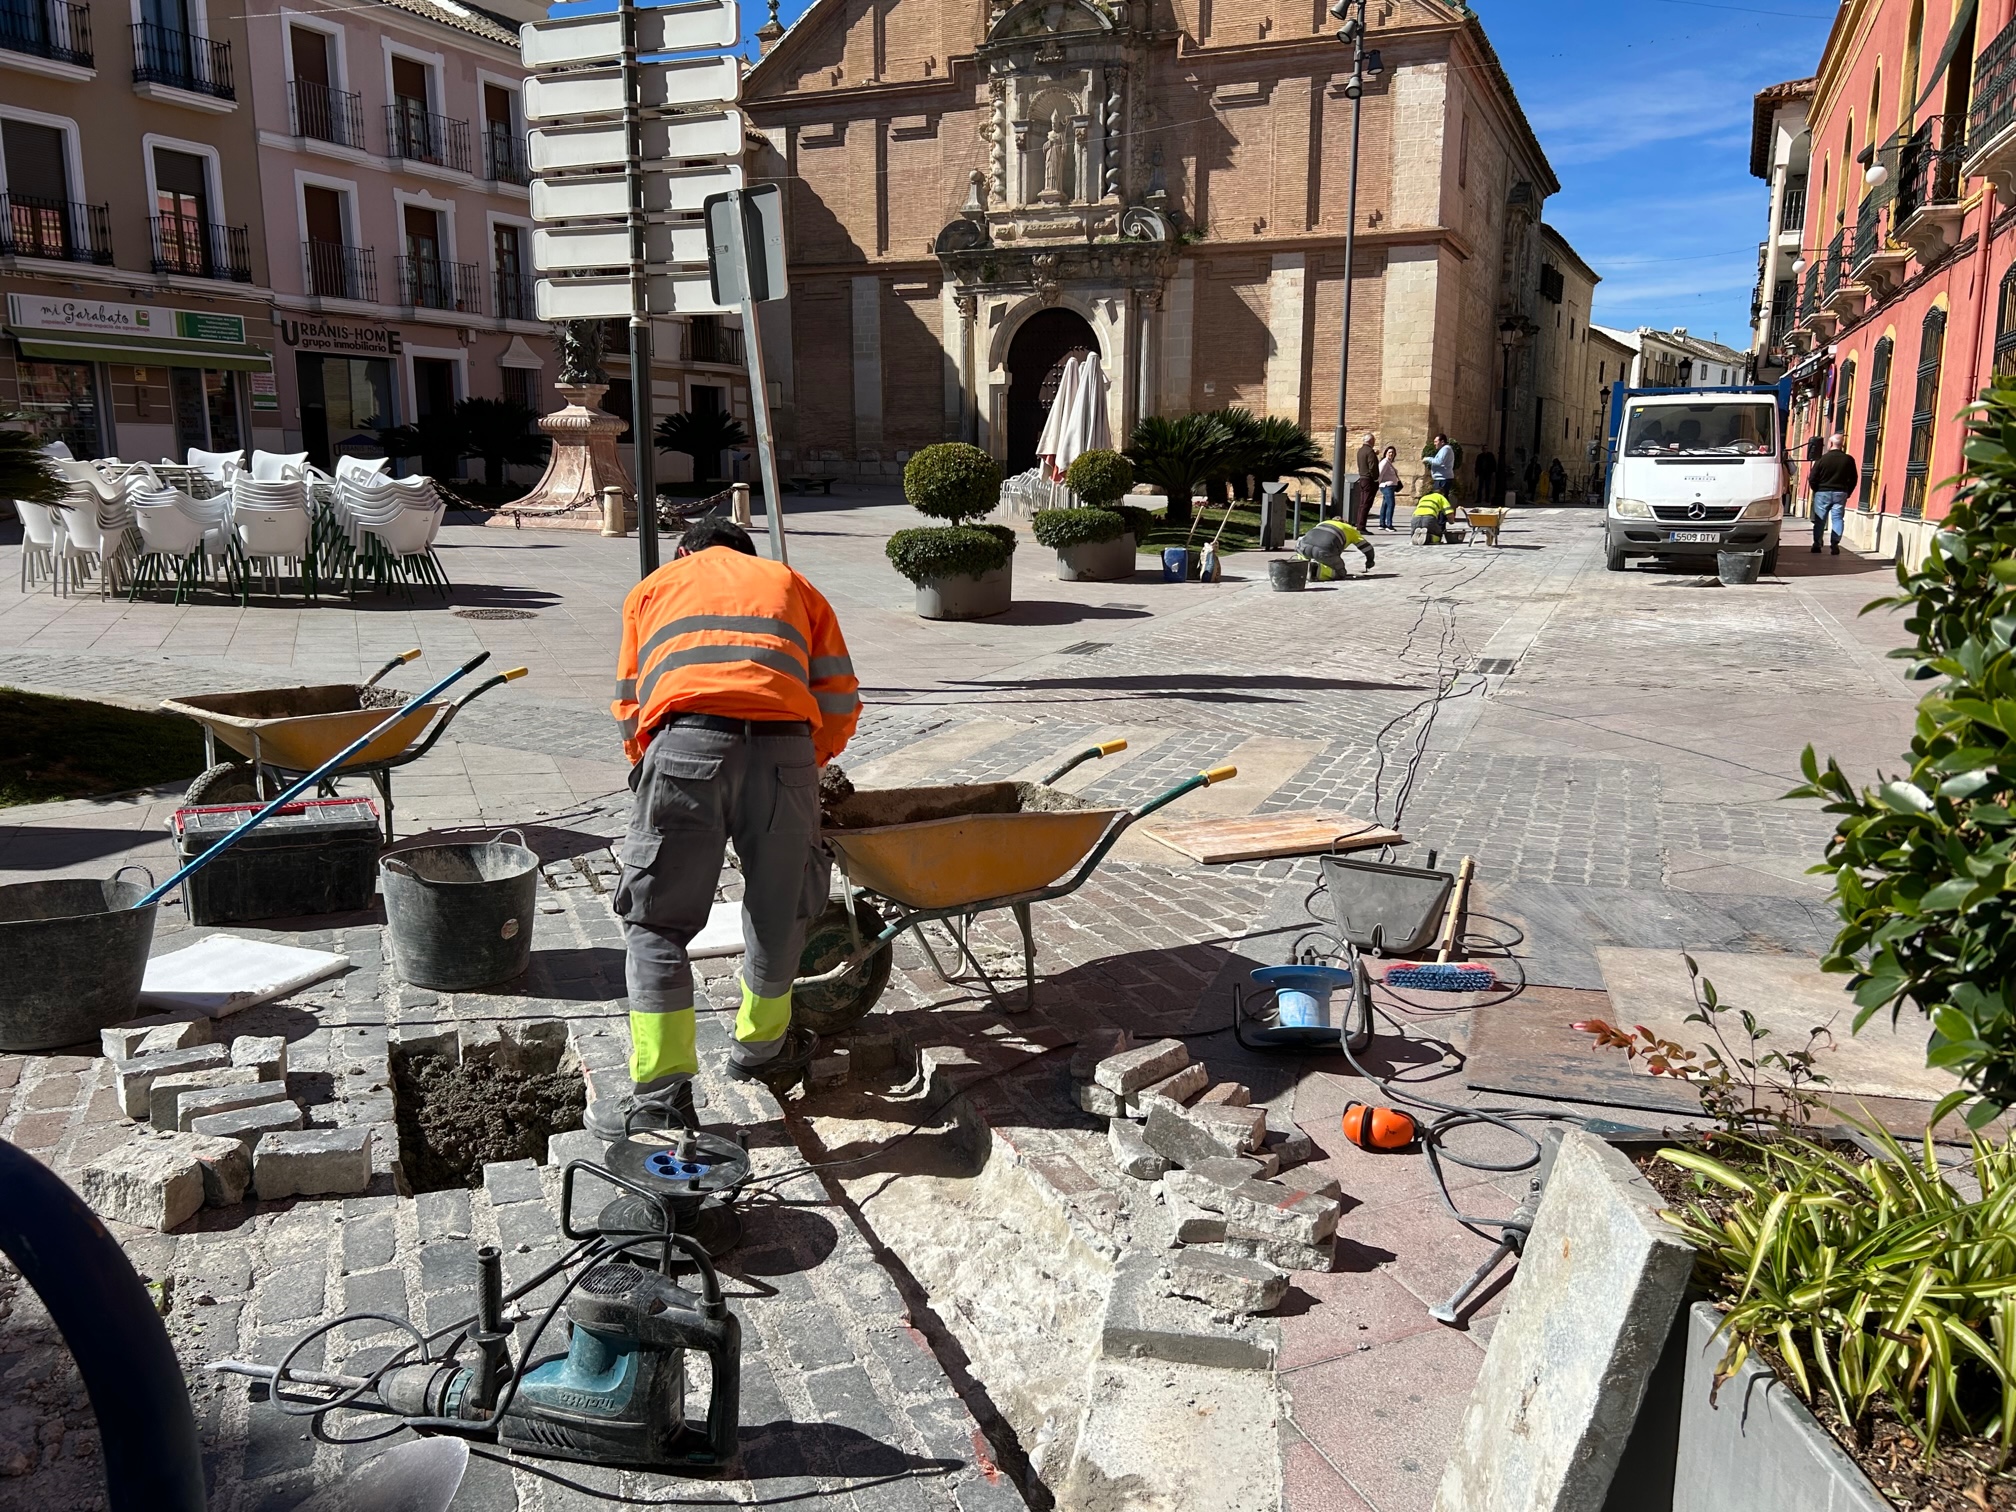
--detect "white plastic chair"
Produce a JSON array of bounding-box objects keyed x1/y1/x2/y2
[
  {"x1": 15, "y1": 499, "x2": 59, "y2": 591},
  {"x1": 187, "y1": 448, "x2": 244, "y2": 483},
  {"x1": 335, "y1": 455, "x2": 391, "y2": 482},
  {"x1": 130, "y1": 499, "x2": 207, "y2": 603},
  {"x1": 235, "y1": 503, "x2": 316, "y2": 597},
  {"x1": 132, "y1": 482, "x2": 242, "y2": 599},
  {"x1": 40, "y1": 439, "x2": 72, "y2": 460},
  {"x1": 250, "y1": 450, "x2": 309, "y2": 482}
]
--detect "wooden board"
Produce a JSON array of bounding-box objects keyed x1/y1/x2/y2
[{"x1": 1139, "y1": 810, "x2": 1402, "y2": 865}]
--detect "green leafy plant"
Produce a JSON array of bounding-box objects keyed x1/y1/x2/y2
[
  {"x1": 885, "y1": 523, "x2": 1016, "y2": 585},
  {"x1": 1576, "y1": 955, "x2": 1834, "y2": 1136},
  {"x1": 374, "y1": 411, "x2": 463, "y2": 479},
  {"x1": 903, "y1": 443, "x2": 1002, "y2": 524},
  {"x1": 1792, "y1": 376, "x2": 2016, "y2": 1126},
  {"x1": 655, "y1": 408, "x2": 750, "y2": 484},
  {"x1": 454, "y1": 397, "x2": 547, "y2": 487},
  {"x1": 1032, "y1": 507, "x2": 1126, "y2": 550},
  {"x1": 1127, "y1": 413, "x2": 1231, "y2": 526},
  {"x1": 1063, "y1": 448, "x2": 1134, "y2": 507},
  {"x1": 0, "y1": 418, "x2": 65, "y2": 506},
  {"x1": 1660, "y1": 1122, "x2": 2016, "y2": 1465}
]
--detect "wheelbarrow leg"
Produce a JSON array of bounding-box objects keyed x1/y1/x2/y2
[
  {"x1": 1013, "y1": 902, "x2": 1035, "y2": 1015},
  {"x1": 372, "y1": 768, "x2": 394, "y2": 842}
]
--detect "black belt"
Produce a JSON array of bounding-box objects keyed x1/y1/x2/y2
[{"x1": 655, "y1": 713, "x2": 812, "y2": 739}]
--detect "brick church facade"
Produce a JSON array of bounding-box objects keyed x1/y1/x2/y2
[{"x1": 742, "y1": 0, "x2": 1562, "y2": 490}]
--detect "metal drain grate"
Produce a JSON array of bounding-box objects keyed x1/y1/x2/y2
[
  {"x1": 453, "y1": 608, "x2": 538, "y2": 620},
  {"x1": 1059, "y1": 641, "x2": 1112, "y2": 656},
  {"x1": 1474, "y1": 657, "x2": 1518, "y2": 676}
]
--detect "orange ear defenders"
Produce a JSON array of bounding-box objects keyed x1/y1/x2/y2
[{"x1": 1342, "y1": 1102, "x2": 1419, "y2": 1151}]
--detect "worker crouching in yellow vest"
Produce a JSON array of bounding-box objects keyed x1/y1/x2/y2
[
  {"x1": 1295, "y1": 517, "x2": 1376, "y2": 581},
  {"x1": 1412, "y1": 491, "x2": 1455, "y2": 544}
]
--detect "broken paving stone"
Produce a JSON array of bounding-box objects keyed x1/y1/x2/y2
[
  {"x1": 189, "y1": 1099, "x2": 304, "y2": 1150},
  {"x1": 112, "y1": 1044, "x2": 230, "y2": 1118},
  {"x1": 1163, "y1": 1160, "x2": 1264, "y2": 1211},
  {"x1": 1069, "y1": 1026, "x2": 1133, "y2": 1083},
  {"x1": 1192, "y1": 1103, "x2": 1268, "y2": 1154},
  {"x1": 1220, "y1": 1179, "x2": 1342, "y2": 1246},
  {"x1": 1262, "y1": 1113, "x2": 1316, "y2": 1168},
  {"x1": 1166, "y1": 1189, "x2": 1228, "y2": 1245},
  {"x1": 175, "y1": 1080, "x2": 291, "y2": 1132},
  {"x1": 149, "y1": 1066, "x2": 260, "y2": 1129},
  {"x1": 254, "y1": 1127, "x2": 374, "y2": 1200},
  {"x1": 80, "y1": 1139, "x2": 204, "y2": 1231},
  {"x1": 808, "y1": 1046, "x2": 851, "y2": 1088},
  {"x1": 1216, "y1": 1231, "x2": 1339, "y2": 1274},
  {"x1": 1143, "y1": 1103, "x2": 1259, "y2": 1168},
  {"x1": 229, "y1": 1036, "x2": 287, "y2": 1082},
  {"x1": 1196, "y1": 1082, "x2": 1252, "y2": 1108},
  {"x1": 101, "y1": 1010, "x2": 211, "y2": 1060},
  {"x1": 156, "y1": 1131, "x2": 251, "y2": 1207},
  {"x1": 1092, "y1": 1038, "x2": 1189, "y2": 1096},
  {"x1": 1167, "y1": 1250, "x2": 1288, "y2": 1316},
  {"x1": 1133, "y1": 1063, "x2": 1208, "y2": 1118},
  {"x1": 1109, "y1": 1119, "x2": 1172, "y2": 1181},
  {"x1": 1074, "y1": 1080, "x2": 1128, "y2": 1118},
  {"x1": 1273, "y1": 1164, "x2": 1344, "y2": 1201}
]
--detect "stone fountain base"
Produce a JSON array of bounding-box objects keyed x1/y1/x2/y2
[{"x1": 489, "y1": 383, "x2": 633, "y2": 531}]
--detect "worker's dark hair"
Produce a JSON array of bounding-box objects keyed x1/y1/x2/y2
[{"x1": 679, "y1": 518, "x2": 758, "y2": 557}]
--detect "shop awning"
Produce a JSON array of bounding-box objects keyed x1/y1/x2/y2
[{"x1": 12, "y1": 332, "x2": 273, "y2": 372}]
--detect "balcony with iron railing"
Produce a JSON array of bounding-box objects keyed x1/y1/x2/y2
[
  {"x1": 1779, "y1": 179, "x2": 1806, "y2": 236},
  {"x1": 483, "y1": 123, "x2": 529, "y2": 186},
  {"x1": 1, "y1": 193, "x2": 110, "y2": 262},
  {"x1": 494, "y1": 267, "x2": 533, "y2": 320},
  {"x1": 151, "y1": 214, "x2": 251, "y2": 280},
  {"x1": 0, "y1": 0, "x2": 92, "y2": 68},
  {"x1": 385, "y1": 103, "x2": 471, "y2": 174},
  {"x1": 289, "y1": 78, "x2": 364, "y2": 149},
  {"x1": 304, "y1": 239, "x2": 375, "y2": 302},
  {"x1": 1968, "y1": 16, "x2": 2016, "y2": 191},
  {"x1": 130, "y1": 20, "x2": 232, "y2": 100},
  {"x1": 686, "y1": 319, "x2": 745, "y2": 366},
  {"x1": 1768, "y1": 294, "x2": 1795, "y2": 349},
  {"x1": 1852, "y1": 192, "x2": 1908, "y2": 298},
  {"x1": 397, "y1": 254, "x2": 481, "y2": 314},
  {"x1": 1895, "y1": 113, "x2": 1969, "y2": 261}
]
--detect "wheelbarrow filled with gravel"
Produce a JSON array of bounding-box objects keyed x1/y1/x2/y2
[{"x1": 789, "y1": 741, "x2": 1237, "y2": 1033}]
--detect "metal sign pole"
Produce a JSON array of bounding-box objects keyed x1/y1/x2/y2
[
  {"x1": 725, "y1": 193, "x2": 788, "y2": 564},
  {"x1": 621, "y1": 0, "x2": 658, "y2": 577}
]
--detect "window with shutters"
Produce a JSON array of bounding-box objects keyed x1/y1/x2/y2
[
  {"x1": 1902, "y1": 308, "x2": 1947, "y2": 520},
  {"x1": 1834, "y1": 357, "x2": 1856, "y2": 444},
  {"x1": 1, "y1": 118, "x2": 74, "y2": 259},
  {"x1": 152, "y1": 146, "x2": 210, "y2": 275},
  {"x1": 1862, "y1": 336, "x2": 1893, "y2": 514},
  {"x1": 1996, "y1": 265, "x2": 2016, "y2": 378}
]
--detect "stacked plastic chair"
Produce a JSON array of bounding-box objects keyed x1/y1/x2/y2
[
  {"x1": 128, "y1": 477, "x2": 240, "y2": 603},
  {"x1": 186, "y1": 448, "x2": 244, "y2": 485},
  {"x1": 15, "y1": 498, "x2": 59, "y2": 592},
  {"x1": 46, "y1": 460, "x2": 138, "y2": 597},
  {"x1": 332, "y1": 473, "x2": 448, "y2": 598},
  {"x1": 230, "y1": 474, "x2": 316, "y2": 598},
  {"x1": 250, "y1": 449, "x2": 309, "y2": 482}
]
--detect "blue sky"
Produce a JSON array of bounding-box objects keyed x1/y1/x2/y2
[{"x1": 1476, "y1": 0, "x2": 1836, "y2": 345}]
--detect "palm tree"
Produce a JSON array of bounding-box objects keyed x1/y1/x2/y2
[
  {"x1": 1126, "y1": 413, "x2": 1231, "y2": 526},
  {"x1": 374, "y1": 411, "x2": 464, "y2": 479},
  {"x1": 0, "y1": 419, "x2": 65, "y2": 508},
  {"x1": 655, "y1": 408, "x2": 750, "y2": 485},
  {"x1": 455, "y1": 397, "x2": 547, "y2": 487},
  {"x1": 1206, "y1": 407, "x2": 1265, "y2": 499},
  {"x1": 1247, "y1": 415, "x2": 1331, "y2": 489}
]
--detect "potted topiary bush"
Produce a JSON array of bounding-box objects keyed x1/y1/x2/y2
[
  {"x1": 1032, "y1": 449, "x2": 1138, "y2": 581},
  {"x1": 888, "y1": 442, "x2": 1014, "y2": 620}
]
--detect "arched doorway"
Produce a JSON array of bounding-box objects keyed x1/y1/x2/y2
[{"x1": 1004, "y1": 307, "x2": 1099, "y2": 473}]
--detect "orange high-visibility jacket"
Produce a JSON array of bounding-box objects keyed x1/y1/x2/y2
[{"x1": 611, "y1": 547, "x2": 862, "y2": 766}]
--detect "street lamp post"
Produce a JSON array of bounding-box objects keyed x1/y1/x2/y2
[{"x1": 1326, "y1": 0, "x2": 1381, "y2": 514}]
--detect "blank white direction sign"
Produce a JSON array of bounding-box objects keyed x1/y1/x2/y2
[
  {"x1": 528, "y1": 110, "x2": 745, "y2": 176},
  {"x1": 533, "y1": 221, "x2": 709, "y2": 273},
  {"x1": 535, "y1": 271, "x2": 727, "y2": 320},
  {"x1": 523, "y1": 56, "x2": 741, "y2": 122},
  {"x1": 520, "y1": 0, "x2": 739, "y2": 69},
  {"x1": 531, "y1": 164, "x2": 743, "y2": 222}
]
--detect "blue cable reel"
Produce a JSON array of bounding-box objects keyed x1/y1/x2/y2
[{"x1": 1233, "y1": 959, "x2": 1373, "y2": 1054}]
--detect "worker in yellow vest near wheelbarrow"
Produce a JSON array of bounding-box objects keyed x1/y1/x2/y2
[{"x1": 1295, "y1": 515, "x2": 1377, "y2": 581}]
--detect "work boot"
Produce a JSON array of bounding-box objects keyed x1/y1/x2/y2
[
  {"x1": 585, "y1": 1078, "x2": 698, "y2": 1143},
  {"x1": 1830, "y1": 540, "x2": 1841, "y2": 555},
  {"x1": 1810, "y1": 540, "x2": 1821, "y2": 553},
  {"x1": 726, "y1": 1026, "x2": 819, "y2": 1095}
]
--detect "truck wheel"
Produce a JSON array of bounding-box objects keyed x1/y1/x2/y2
[
  {"x1": 1762, "y1": 547, "x2": 1780, "y2": 576},
  {"x1": 1605, "y1": 541, "x2": 1627, "y2": 573}
]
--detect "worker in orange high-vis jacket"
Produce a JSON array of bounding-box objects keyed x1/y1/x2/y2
[{"x1": 587, "y1": 517, "x2": 862, "y2": 1141}]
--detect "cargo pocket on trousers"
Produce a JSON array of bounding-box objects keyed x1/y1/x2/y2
[
  {"x1": 646, "y1": 753, "x2": 724, "y2": 832},
  {"x1": 610, "y1": 829, "x2": 663, "y2": 922},
  {"x1": 769, "y1": 763, "x2": 819, "y2": 834}
]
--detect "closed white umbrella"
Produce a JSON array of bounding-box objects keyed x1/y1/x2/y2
[
  {"x1": 1075, "y1": 353, "x2": 1112, "y2": 457},
  {"x1": 1036, "y1": 353, "x2": 1083, "y2": 483}
]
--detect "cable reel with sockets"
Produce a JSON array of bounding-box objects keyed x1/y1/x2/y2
[{"x1": 598, "y1": 1125, "x2": 753, "y2": 1260}]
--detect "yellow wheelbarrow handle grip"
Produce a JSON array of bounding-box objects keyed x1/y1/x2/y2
[
  {"x1": 1201, "y1": 765, "x2": 1238, "y2": 786},
  {"x1": 503, "y1": 667, "x2": 530, "y2": 681},
  {"x1": 396, "y1": 648, "x2": 422, "y2": 664},
  {"x1": 1098, "y1": 739, "x2": 1129, "y2": 756}
]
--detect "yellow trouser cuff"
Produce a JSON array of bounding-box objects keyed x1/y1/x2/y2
[
  {"x1": 737, "y1": 980, "x2": 793, "y2": 1045},
  {"x1": 629, "y1": 1008, "x2": 697, "y2": 1084}
]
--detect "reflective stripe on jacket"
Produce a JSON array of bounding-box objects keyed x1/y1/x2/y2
[
  {"x1": 611, "y1": 547, "x2": 861, "y2": 766},
  {"x1": 1414, "y1": 492, "x2": 1453, "y2": 518}
]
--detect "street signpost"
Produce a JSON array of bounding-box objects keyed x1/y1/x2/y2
[
  {"x1": 520, "y1": 0, "x2": 741, "y2": 577},
  {"x1": 703, "y1": 184, "x2": 789, "y2": 563}
]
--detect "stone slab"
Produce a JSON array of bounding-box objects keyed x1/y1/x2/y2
[
  {"x1": 1109, "y1": 1118, "x2": 1171, "y2": 1180},
  {"x1": 1093, "y1": 1038, "x2": 1190, "y2": 1095},
  {"x1": 175, "y1": 1079, "x2": 290, "y2": 1132},
  {"x1": 101, "y1": 1010, "x2": 211, "y2": 1060},
  {"x1": 79, "y1": 1139, "x2": 204, "y2": 1231},
  {"x1": 149, "y1": 1066, "x2": 259, "y2": 1129},
  {"x1": 1166, "y1": 1189, "x2": 1227, "y2": 1244},
  {"x1": 229, "y1": 1035, "x2": 288, "y2": 1081},
  {"x1": 111, "y1": 1043, "x2": 229, "y2": 1118},
  {"x1": 189, "y1": 1099, "x2": 304, "y2": 1150},
  {"x1": 1196, "y1": 1082, "x2": 1251, "y2": 1107},
  {"x1": 1101, "y1": 1252, "x2": 1277, "y2": 1372},
  {"x1": 1163, "y1": 1159, "x2": 1264, "y2": 1212},
  {"x1": 1134, "y1": 1062, "x2": 1208, "y2": 1117},
  {"x1": 1433, "y1": 1130, "x2": 1696, "y2": 1512},
  {"x1": 1074, "y1": 1080, "x2": 1127, "y2": 1118},
  {"x1": 1220, "y1": 1179, "x2": 1341, "y2": 1246},
  {"x1": 1143, "y1": 1101, "x2": 1248, "y2": 1167},
  {"x1": 254, "y1": 1127, "x2": 374, "y2": 1200},
  {"x1": 1167, "y1": 1250, "x2": 1288, "y2": 1316},
  {"x1": 1215, "y1": 1232, "x2": 1338, "y2": 1273},
  {"x1": 1069, "y1": 1025, "x2": 1132, "y2": 1083}
]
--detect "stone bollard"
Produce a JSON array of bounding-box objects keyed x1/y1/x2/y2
[
  {"x1": 600, "y1": 485, "x2": 629, "y2": 538},
  {"x1": 731, "y1": 482, "x2": 752, "y2": 527}
]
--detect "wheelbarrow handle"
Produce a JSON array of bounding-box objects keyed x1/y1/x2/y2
[
  {"x1": 1130, "y1": 764, "x2": 1238, "y2": 823},
  {"x1": 1040, "y1": 739, "x2": 1128, "y2": 787},
  {"x1": 366, "y1": 648, "x2": 423, "y2": 687},
  {"x1": 134, "y1": 652, "x2": 493, "y2": 909},
  {"x1": 392, "y1": 667, "x2": 529, "y2": 768}
]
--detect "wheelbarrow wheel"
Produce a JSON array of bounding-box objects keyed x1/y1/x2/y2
[
  {"x1": 792, "y1": 895, "x2": 892, "y2": 1035},
  {"x1": 184, "y1": 761, "x2": 258, "y2": 806}
]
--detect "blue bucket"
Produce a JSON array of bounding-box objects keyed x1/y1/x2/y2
[{"x1": 1161, "y1": 547, "x2": 1189, "y2": 582}]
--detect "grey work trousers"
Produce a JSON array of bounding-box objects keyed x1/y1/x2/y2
[{"x1": 611, "y1": 723, "x2": 827, "y2": 1088}]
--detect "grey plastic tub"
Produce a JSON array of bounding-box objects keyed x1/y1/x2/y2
[
  {"x1": 1718, "y1": 550, "x2": 1764, "y2": 586},
  {"x1": 381, "y1": 834, "x2": 538, "y2": 991},
  {"x1": 1269, "y1": 558, "x2": 1310, "y2": 592},
  {"x1": 0, "y1": 876, "x2": 157, "y2": 1051},
  {"x1": 1319, "y1": 854, "x2": 1455, "y2": 955}
]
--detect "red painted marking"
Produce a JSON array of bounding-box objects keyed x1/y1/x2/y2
[{"x1": 970, "y1": 1429, "x2": 1002, "y2": 1484}]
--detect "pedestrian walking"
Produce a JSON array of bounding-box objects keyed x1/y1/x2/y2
[
  {"x1": 594, "y1": 518, "x2": 863, "y2": 1138},
  {"x1": 1354, "y1": 433, "x2": 1378, "y2": 529},
  {"x1": 1548, "y1": 457, "x2": 1567, "y2": 502},
  {"x1": 1808, "y1": 431, "x2": 1857, "y2": 556},
  {"x1": 1377, "y1": 445, "x2": 1402, "y2": 530}
]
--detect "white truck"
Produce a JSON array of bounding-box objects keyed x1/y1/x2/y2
[{"x1": 1601, "y1": 385, "x2": 1788, "y2": 574}]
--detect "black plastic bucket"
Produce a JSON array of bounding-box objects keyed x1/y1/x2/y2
[
  {"x1": 1718, "y1": 550, "x2": 1764, "y2": 586},
  {"x1": 1269, "y1": 558, "x2": 1310, "y2": 592},
  {"x1": 0, "y1": 873, "x2": 157, "y2": 1051},
  {"x1": 381, "y1": 832, "x2": 538, "y2": 990}
]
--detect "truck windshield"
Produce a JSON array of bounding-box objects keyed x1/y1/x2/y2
[{"x1": 1623, "y1": 403, "x2": 1776, "y2": 458}]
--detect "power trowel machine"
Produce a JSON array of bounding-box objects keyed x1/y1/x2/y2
[{"x1": 212, "y1": 1121, "x2": 756, "y2": 1474}]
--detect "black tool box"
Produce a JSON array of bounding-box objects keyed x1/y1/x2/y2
[{"x1": 172, "y1": 798, "x2": 380, "y2": 924}]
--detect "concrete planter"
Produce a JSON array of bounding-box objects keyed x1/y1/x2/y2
[
  {"x1": 915, "y1": 564, "x2": 1012, "y2": 620},
  {"x1": 1055, "y1": 533, "x2": 1137, "y2": 582},
  {"x1": 1671, "y1": 1302, "x2": 1888, "y2": 1512}
]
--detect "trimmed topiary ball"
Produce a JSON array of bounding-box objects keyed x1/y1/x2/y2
[
  {"x1": 903, "y1": 443, "x2": 1003, "y2": 524},
  {"x1": 885, "y1": 523, "x2": 1017, "y2": 584},
  {"x1": 1063, "y1": 449, "x2": 1134, "y2": 508},
  {"x1": 1032, "y1": 508, "x2": 1126, "y2": 549}
]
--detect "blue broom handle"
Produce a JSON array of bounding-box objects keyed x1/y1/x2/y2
[{"x1": 136, "y1": 652, "x2": 492, "y2": 909}]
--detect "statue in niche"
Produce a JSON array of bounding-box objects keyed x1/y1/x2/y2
[{"x1": 1040, "y1": 111, "x2": 1070, "y2": 203}]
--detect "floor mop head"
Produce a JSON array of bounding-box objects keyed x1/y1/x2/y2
[{"x1": 1382, "y1": 962, "x2": 1500, "y2": 992}]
